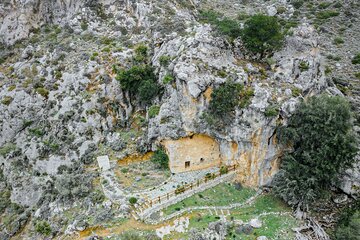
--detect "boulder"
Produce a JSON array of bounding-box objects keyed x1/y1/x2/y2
[{"x1": 249, "y1": 219, "x2": 262, "y2": 228}]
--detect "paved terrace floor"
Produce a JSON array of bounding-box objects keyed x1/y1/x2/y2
[{"x1": 135, "y1": 167, "x2": 220, "y2": 201}]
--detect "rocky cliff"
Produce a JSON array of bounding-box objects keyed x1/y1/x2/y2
[{"x1": 0, "y1": 0, "x2": 358, "y2": 239}]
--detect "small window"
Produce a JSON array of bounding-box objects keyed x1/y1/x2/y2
[
  {"x1": 185, "y1": 161, "x2": 190, "y2": 168},
  {"x1": 200, "y1": 158, "x2": 204, "y2": 163}
]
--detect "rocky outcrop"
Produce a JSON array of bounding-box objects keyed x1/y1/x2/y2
[
  {"x1": 0, "y1": 0, "x2": 350, "y2": 238},
  {"x1": 148, "y1": 23, "x2": 328, "y2": 186}
]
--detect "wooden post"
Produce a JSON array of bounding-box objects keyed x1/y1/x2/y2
[
  {"x1": 150, "y1": 200, "x2": 152, "y2": 207},
  {"x1": 167, "y1": 193, "x2": 169, "y2": 200},
  {"x1": 158, "y1": 196, "x2": 161, "y2": 203}
]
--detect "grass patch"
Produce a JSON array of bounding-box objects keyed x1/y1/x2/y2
[
  {"x1": 0, "y1": 143, "x2": 17, "y2": 156},
  {"x1": 163, "y1": 74, "x2": 174, "y2": 84},
  {"x1": 148, "y1": 105, "x2": 160, "y2": 118},
  {"x1": 163, "y1": 183, "x2": 256, "y2": 216},
  {"x1": 165, "y1": 194, "x2": 299, "y2": 240},
  {"x1": 1, "y1": 96, "x2": 13, "y2": 105}
]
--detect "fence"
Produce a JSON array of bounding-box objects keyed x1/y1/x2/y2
[{"x1": 136, "y1": 164, "x2": 238, "y2": 212}]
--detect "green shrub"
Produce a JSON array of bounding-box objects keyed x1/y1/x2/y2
[
  {"x1": 0, "y1": 190, "x2": 11, "y2": 213},
  {"x1": 316, "y1": 10, "x2": 340, "y2": 19},
  {"x1": 0, "y1": 143, "x2": 17, "y2": 157},
  {"x1": 325, "y1": 66, "x2": 332, "y2": 75},
  {"x1": 1, "y1": 96, "x2": 13, "y2": 105},
  {"x1": 163, "y1": 74, "x2": 174, "y2": 84},
  {"x1": 299, "y1": 61, "x2": 309, "y2": 71},
  {"x1": 273, "y1": 95, "x2": 358, "y2": 210},
  {"x1": 220, "y1": 165, "x2": 229, "y2": 174},
  {"x1": 116, "y1": 65, "x2": 161, "y2": 104},
  {"x1": 277, "y1": 6, "x2": 287, "y2": 14},
  {"x1": 334, "y1": 210, "x2": 360, "y2": 240},
  {"x1": 148, "y1": 105, "x2": 160, "y2": 118},
  {"x1": 242, "y1": 14, "x2": 284, "y2": 56},
  {"x1": 151, "y1": 149, "x2": 169, "y2": 169},
  {"x1": 90, "y1": 191, "x2": 105, "y2": 203},
  {"x1": 138, "y1": 79, "x2": 161, "y2": 104},
  {"x1": 0, "y1": 57, "x2": 5, "y2": 64},
  {"x1": 29, "y1": 128, "x2": 45, "y2": 137},
  {"x1": 54, "y1": 71, "x2": 62, "y2": 80},
  {"x1": 159, "y1": 55, "x2": 172, "y2": 66},
  {"x1": 205, "y1": 173, "x2": 216, "y2": 180},
  {"x1": 54, "y1": 26, "x2": 62, "y2": 34},
  {"x1": 134, "y1": 44, "x2": 148, "y2": 62},
  {"x1": 102, "y1": 47, "x2": 111, "y2": 53},
  {"x1": 209, "y1": 81, "x2": 243, "y2": 118},
  {"x1": 292, "y1": 87, "x2": 302, "y2": 97},
  {"x1": 135, "y1": 45, "x2": 148, "y2": 56},
  {"x1": 355, "y1": 72, "x2": 360, "y2": 79},
  {"x1": 333, "y1": 2, "x2": 342, "y2": 8},
  {"x1": 36, "y1": 87, "x2": 49, "y2": 98},
  {"x1": 35, "y1": 221, "x2": 52, "y2": 236},
  {"x1": 199, "y1": 10, "x2": 241, "y2": 40},
  {"x1": 80, "y1": 21, "x2": 88, "y2": 31},
  {"x1": 352, "y1": 53, "x2": 360, "y2": 64},
  {"x1": 121, "y1": 168, "x2": 129, "y2": 173},
  {"x1": 291, "y1": 0, "x2": 304, "y2": 9},
  {"x1": 239, "y1": 87, "x2": 255, "y2": 108},
  {"x1": 217, "y1": 70, "x2": 227, "y2": 78},
  {"x1": 116, "y1": 65, "x2": 155, "y2": 93},
  {"x1": 8, "y1": 85, "x2": 16, "y2": 91},
  {"x1": 129, "y1": 197, "x2": 137, "y2": 205},
  {"x1": 318, "y1": 2, "x2": 331, "y2": 9},
  {"x1": 334, "y1": 37, "x2": 344, "y2": 45},
  {"x1": 264, "y1": 105, "x2": 279, "y2": 117},
  {"x1": 100, "y1": 37, "x2": 113, "y2": 45}
]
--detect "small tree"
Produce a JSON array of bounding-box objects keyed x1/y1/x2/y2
[
  {"x1": 116, "y1": 65, "x2": 161, "y2": 105},
  {"x1": 242, "y1": 14, "x2": 284, "y2": 56},
  {"x1": 151, "y1": 149, "x2": 169, "y2": 169},
  {"x1": 273, "y1": 95, "x2": 358, "y2": 210}
]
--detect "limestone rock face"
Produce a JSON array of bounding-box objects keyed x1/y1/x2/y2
[
  {"x1": 148, "y1": 23, "x2": 326, "y2": 187},
  {"x1": 0, "y1": 0, "x2": 347, "y2": 238}
]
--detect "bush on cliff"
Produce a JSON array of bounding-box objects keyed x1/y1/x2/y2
[
  {"x1": 208, "y1": 81, "x2": 243, "y2": 118},
  {"x1": 273, "y1": 95, "x2": 358, "y2": 210},
  {"x1": 116, "y1": 65, "x2": 161, "y2": 105},
  {"x1": 151, "y1": 149, "x2": 169, "y2": 169},
  {"x1": 242, "y1": 14, "x2": 284, "y2": 56},
  {"x1": 199, "y1": 10, "x2": 242, "y2": 40}
]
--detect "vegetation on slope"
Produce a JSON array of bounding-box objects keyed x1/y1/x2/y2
[{"x1": 273, "y1": 95, "x2": 358, "y2": 210}]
